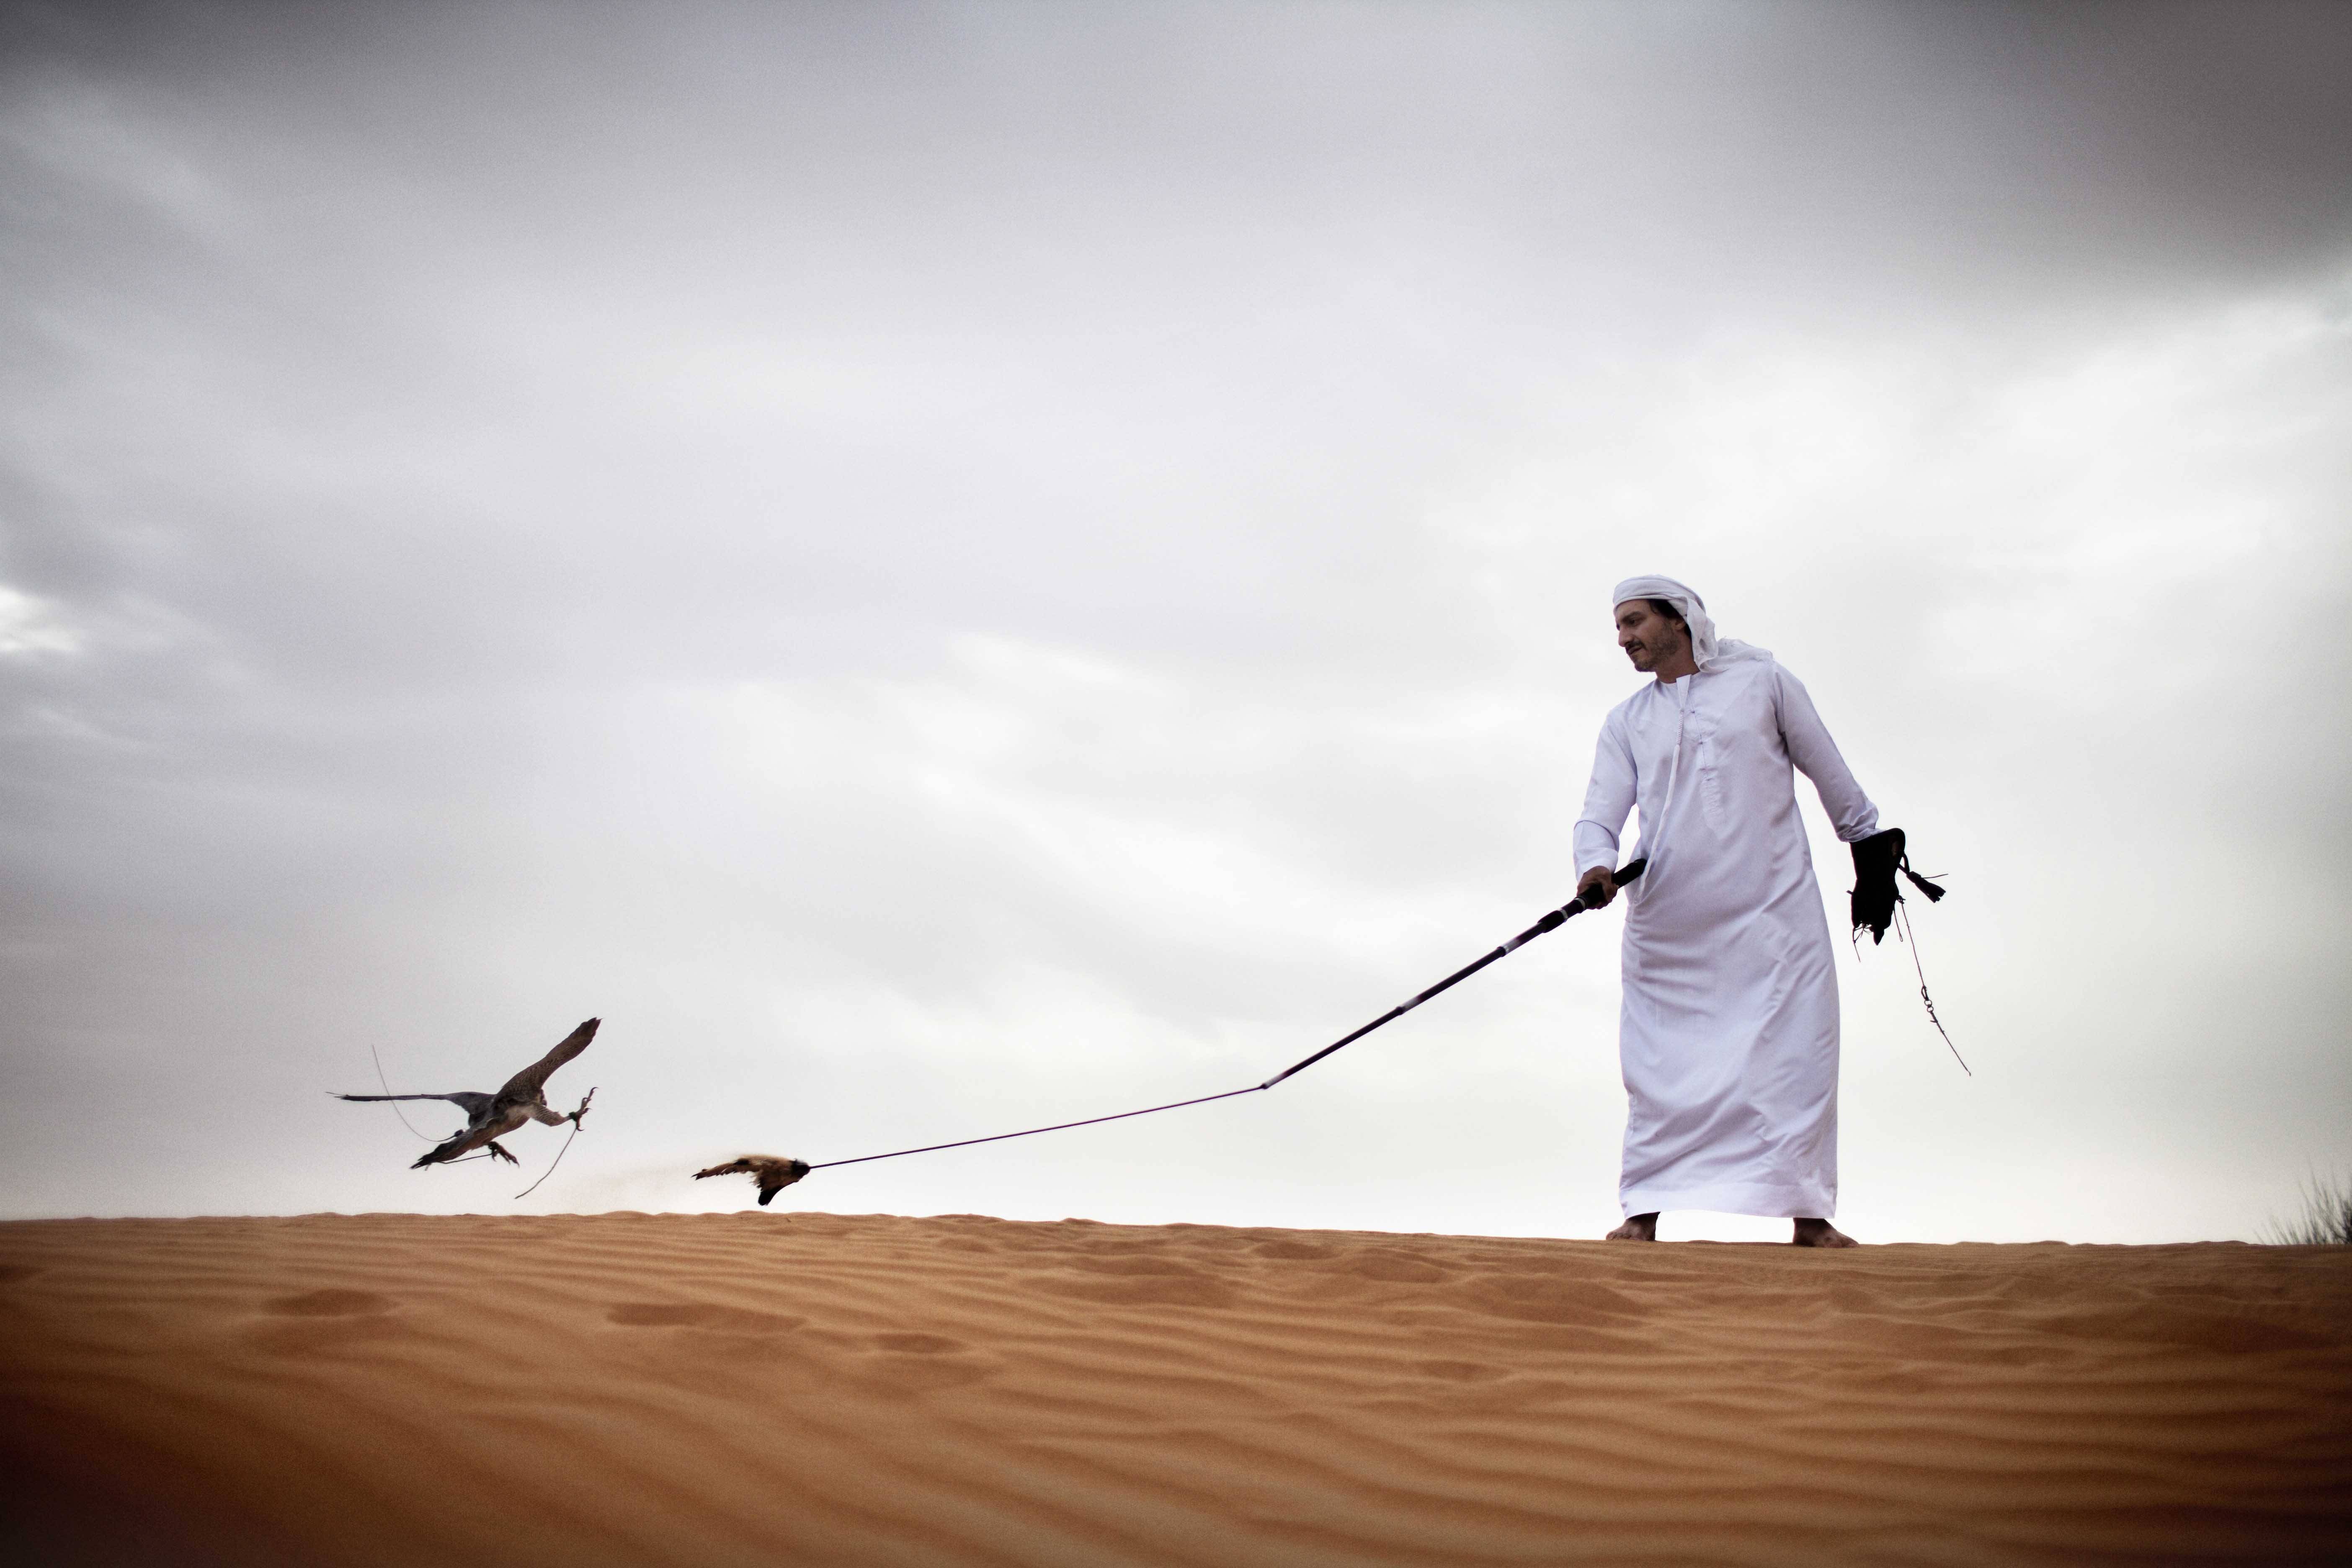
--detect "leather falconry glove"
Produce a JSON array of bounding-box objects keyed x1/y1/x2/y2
[{"x1": 1850, "y1": 827, "x2": 1945, "y2": 944}]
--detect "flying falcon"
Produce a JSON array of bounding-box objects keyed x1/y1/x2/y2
[
  {"x1": 337, "y1": 1018, "x2": 599, "y2": 1168},
  {"x1": 694, "y1": 1155, "x2": 811, "y2": 1206}
]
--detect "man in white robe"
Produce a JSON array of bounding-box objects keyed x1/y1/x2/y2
[{"x1": 1573, "y1": 575, "x2": 1879, "y2": 1247}]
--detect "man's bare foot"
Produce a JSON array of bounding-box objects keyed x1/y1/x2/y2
[
  {"x1": 1605, "y1": 1212, "x2": 1658, "y2": 1241},
  {"x1": 1792, "y1": 1217, "x2": 1857, "y2": 1247}
]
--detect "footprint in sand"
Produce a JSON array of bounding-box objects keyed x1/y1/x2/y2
[
  {"x1": 1418, "y1": 1360, "x2": 1509, "y2": 1383},
  {"x1": 1068, "y1": 1255, "x2": 1207, "y2": 1278},
  {"x1": 248, "y1": 1289, "x2": 405, "y2": 1354},
  {"x1": 264, "y1": 1289, "x2": 394, "y2": 1318},
  {"x1": 606, "y1": 1303, "x2": 803, "y2": 1335},
  {"x1": 1345, "y1": 1250, "x2": 1450, "y2": 1284},
  {"x1": 859, "y1": 1331, "x2": 993, "y2": 1393},
  {"x1": 1462, "y1": 1275, "x2": 1645, "y2": 1327},
  {"x1": 1041, "y1": 1258, "x2": 1237, "y2": 1309}
]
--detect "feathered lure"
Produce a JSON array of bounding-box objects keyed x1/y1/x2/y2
[{"x1": 694, "y1": 1155, "x2": 812, "y2": 1206}]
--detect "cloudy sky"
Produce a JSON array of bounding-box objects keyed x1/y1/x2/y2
[{"x1": 3, "y1": 0, "x2": 2347, "y2": 1242}]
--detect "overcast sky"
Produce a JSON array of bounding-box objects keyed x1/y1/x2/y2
[{"x1": 3, "y1": 0, "x2": 2347, "y2": 1242}]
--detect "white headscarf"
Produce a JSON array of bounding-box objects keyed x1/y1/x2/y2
[{"x1": 1611, "y1": 575, "x2": 1771, "y2": 671}]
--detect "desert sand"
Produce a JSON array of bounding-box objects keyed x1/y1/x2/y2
[{"x1": 3, "y1": 1213, "x2": 2348, "y2": 1566}]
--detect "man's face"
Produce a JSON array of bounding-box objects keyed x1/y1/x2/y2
[{"x1": 1615, "y1": 600, "x2": 1688, "y2": 672}]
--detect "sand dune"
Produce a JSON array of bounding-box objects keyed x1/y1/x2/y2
[{"x1": 3, "y1": 1214, "x2": 2348, "y2": 1565}]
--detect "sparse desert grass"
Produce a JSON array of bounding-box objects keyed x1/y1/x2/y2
[{"x1": 2265, "y1": 1171, "x2": 2352, "y2": 1246}]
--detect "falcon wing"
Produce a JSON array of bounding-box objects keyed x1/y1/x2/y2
[{"x1": 495, "y1": 1019, "x2": 599, "y2": 1102}]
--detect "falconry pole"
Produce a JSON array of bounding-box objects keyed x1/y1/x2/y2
[{"x1": 799, "y1": 859, "x2": 1648, "y2": 1174}]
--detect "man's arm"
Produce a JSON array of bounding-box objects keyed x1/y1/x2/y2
[
  {"x1": 1775, "y1": 665, "x2": 1879, "y2": 841},
  {"x1": 1573, "y1": 714, "x2": 1637, "y2": 907}
]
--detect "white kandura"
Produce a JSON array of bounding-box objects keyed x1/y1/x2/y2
[{"x1": 1577, "y1": 586, "x2": 1879, "y2": 1221}]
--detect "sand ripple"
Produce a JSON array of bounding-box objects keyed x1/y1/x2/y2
[{"x1": 3, "y1": 1214, "x2": 2348, "y2": 1564}]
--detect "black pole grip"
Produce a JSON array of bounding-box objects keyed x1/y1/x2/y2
[{"x1": 1574, "y1": 856, "x2": 1648, "y2": 911}]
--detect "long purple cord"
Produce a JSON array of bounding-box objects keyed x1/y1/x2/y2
[{"x1": 807, "y1": 860, "x2": 1645, "y2": 1172}]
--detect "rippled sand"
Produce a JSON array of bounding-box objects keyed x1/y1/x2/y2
[{"x1": 3, "y1": 1214, "x2": 2348, "y2": 1565}]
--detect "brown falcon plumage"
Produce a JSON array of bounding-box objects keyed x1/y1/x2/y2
[
  {"x1": 694, "y1": 1155, "x2": 812, "y2": 1206},
  {"x1": 336, "y1": 1018, "x2": 598, "y2": 1168}
]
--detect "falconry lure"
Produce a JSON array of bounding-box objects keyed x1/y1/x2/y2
[{"x1": 694, "y1": 1155, "x2": 812, "y2": 1206}]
